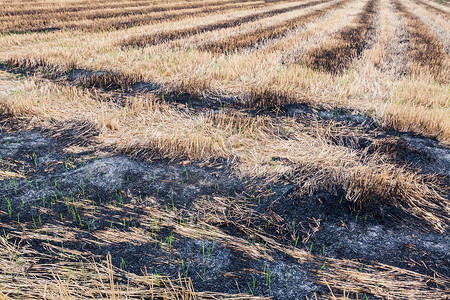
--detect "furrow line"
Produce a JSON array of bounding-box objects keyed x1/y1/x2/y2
[
  {"x1": 0, "y1": 0, "x2": 263, "y2": 34},
  {"x1": 121, "y1": 0, "x2": 331, "y2": 48},
  {"x1": 404, "y1": 0, "x2": 450, "y2": 54},
  {"x1": 0, "y1": 0, "x2": 251, "y2": 21},
  {"x1": 412, "y1": 0, "x2": 450, "y2": 19},
  {"x1": 0, "y1": 0, "x2": 182, "y2": 17},
  {"x1": 301, "y1": 0, "x2": 379, "y2": 73},
  {"x1": 393, "y1": 0, "x2": 449, "y2": 82},
  {"x1": 198, "y1": 0, "x2": 341, "y2": 53},
  {"x1": 258, "y1": 0, "x2": 360, "y2": 60}
]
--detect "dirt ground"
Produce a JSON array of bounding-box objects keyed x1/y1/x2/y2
[{"x1": 1, "y1": 100, "x2": 449, "y2": 298}]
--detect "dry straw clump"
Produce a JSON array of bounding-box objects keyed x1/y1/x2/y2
[
  {"x1": 315, "y1": 258, "x2": 450, "y2": 299},
  {"x1": 0, "y1": 235, "x2": 266, "y2": 299}
]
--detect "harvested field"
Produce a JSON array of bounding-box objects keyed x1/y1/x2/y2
[
  {"x1": 301, "y1": 0, "x2": 378, "y2": 72},
  {"x1": 0, "y1": 0, "x2": 449, "y2": 299},
  {"x1": 121, "y1": 1, "x2": 329, "y2": 48},
  {"x1": 412, "y1": 0, "x2": 450, "y2": 20},
  {"x1": 198, "y1": 0, "x2": 336, "y2": 53},
  {"x1": 0, "y1": 0, "x2": 265, "y2": 33},
  {"x1": 393, "y1": 0, "x2": 450, "y2": 82}
]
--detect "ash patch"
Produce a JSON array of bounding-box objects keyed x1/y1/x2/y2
[
  {"x1": 0, "y1": 131, "x2": 50, "y2": 158},
  {"x1": 401, "y1": 133, "x2": 450, "y2": 176},
  {"x1": 262, "y1": 184, "x2": 450, "y2": 279},
  {"x1": 283, "y1": 103, "x2": 378, "y2": 129}
]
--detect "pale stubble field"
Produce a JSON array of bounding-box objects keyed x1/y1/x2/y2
[{"x1": 0, "y1": 0, "x2": 449, "y2": 299}]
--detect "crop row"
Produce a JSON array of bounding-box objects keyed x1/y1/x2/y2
[
  {"x1": 0, "y1": 0, "x2": 189, "y2": 17},
  {"x1": 394, "y1": 0, "x2": 449, "y2": 82},
  {"x1": 199, "y1": 0, "x2": 349, "y2": 53},
  {"x1": 122, "y1": 0, "x2": 329, "y2": 48},
  {"x1": 0, "y1": 0, "x2": 245, "y2": 21},
  {"x1": 412, "y1": 0, "x2": 450, "y2": 20},
  {"x1": 0, "y1": 0, "x2": 263, "y2": 33},
  {"x1": 302, "y1": 0, "x2": 378, "y2": 72}
]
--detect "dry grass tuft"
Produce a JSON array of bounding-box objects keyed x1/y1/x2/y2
[
  {"x1": 0, "y1": 169, "x2": 24, "y2": 180},
  {"x1": 0, "y1": 210, "x2": 268, "y2": 299},
  {"x1": 0, "y1": 235, "x2": 190, "y2": 299},
  {"x1": 315, "y1": 258, "x2": 450, "y2": 299}
]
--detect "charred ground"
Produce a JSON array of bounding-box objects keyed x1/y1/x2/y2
[{"x1": 0, "y1": 68, "x2": 449, "y2": 298}]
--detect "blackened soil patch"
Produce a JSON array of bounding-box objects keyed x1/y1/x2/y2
[{"x1": 0, "y1": 118, "x2": 449, "y2": 298}]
